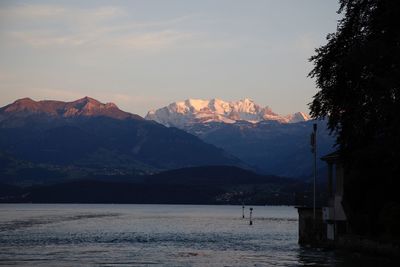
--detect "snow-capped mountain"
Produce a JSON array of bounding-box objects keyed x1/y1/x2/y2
[
  {"x1": 283, "y1": 112, "x2": 310, "y2": 123},
  {"x1": 145, "y1": 98, "x2": 309, "y2": 128},
  {"x1": 144, "y1": 98, "x2": 331, "y2": 178}
]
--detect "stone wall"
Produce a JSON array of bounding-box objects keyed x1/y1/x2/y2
[{"x1": 296, "y1": 207, "x2": 326, "y2": 245}]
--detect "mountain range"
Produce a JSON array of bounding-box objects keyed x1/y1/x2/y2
[
  {"x1": 145, "y1": 98, "x2": 334, "y2": 177},
  {"x1": 0, "y1": 96, "x2": 333, "y2": 204},
  {"x1": 0, "y1": 97, "x2": 242, "y2": 181},
  {"x1": 0, "y1": 96, "x2": 335, "y2": 184},
  {"x1": 145, "y1": 98, "x2": 309, "y2": 127}
]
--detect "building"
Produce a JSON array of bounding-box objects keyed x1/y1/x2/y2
[
  {"x1": 297, "y1": 152, "x2": 400, "y2": 255},
  {"x1": 320, "y1": 151, "x2": 348, "y2": 241},
  {"x1": 296, "y1": 151, "x2": 348, "y2": 245}
]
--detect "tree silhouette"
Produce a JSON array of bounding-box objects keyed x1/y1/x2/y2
[{"x1": 309, "y1": 0, "x2": 400, "y2": 239}]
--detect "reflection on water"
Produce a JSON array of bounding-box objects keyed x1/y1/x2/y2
[{"x1": 0, "y1": 204, "x2": 394, "y2": 266}]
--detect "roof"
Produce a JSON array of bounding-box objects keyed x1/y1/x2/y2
[{"x1": 320, "y1": 151, "x2": 341, "y2": 163}]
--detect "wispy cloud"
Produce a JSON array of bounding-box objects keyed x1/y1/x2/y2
[
  {"x1": 113, "y1": 30, "x2": 193, "y2": 50},
  {"x1": 0, "y1": 4, "x2": 67, "y2": 19},
  {"x1": 0, "y1": 4, "x2": 123, "y2": 22},
  {"x1": 9, "y1": 29, "x2": 193, "y2": 50},
  {"x1": 1, "y1": 4, "x2": 194, "y2": 50}
]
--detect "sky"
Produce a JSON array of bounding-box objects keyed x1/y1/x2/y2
[{"x1": 0, "y1": 0, "x2": 340, "y2": 117}]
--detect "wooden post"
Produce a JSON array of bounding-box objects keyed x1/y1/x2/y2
[{"x1": 311, "y1": 123, "x2": 317, "y2": 222}]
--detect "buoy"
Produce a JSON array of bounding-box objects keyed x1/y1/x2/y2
[{"x1": 242, "y1": 205, "x2": 245, "y2": 219}]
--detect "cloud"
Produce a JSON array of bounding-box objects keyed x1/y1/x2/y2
[
  {"x1": 9, "y1": 29, "x2": 193, "y2": 51},
  {"x1": 0, "y1": 4, "x2": 122, "y2": 22},
  {"x1": 1, "y1": 4, "x2": 194, "y2": 51},
  {"x1": 0, "y1": 4, "x2": 67, "y2": 19},
  {"x1": 113, "y1": 30, "x2": 193, "y2": 50},
  {"x1": 10, "y1": 30, "x2": 87, "y2": 46}
]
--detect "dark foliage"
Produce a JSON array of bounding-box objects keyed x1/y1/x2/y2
[{"x1": 309, "y1": 0, "x2": 400, "y2": 239}]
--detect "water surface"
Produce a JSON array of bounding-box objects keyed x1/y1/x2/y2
[{"x1": 0, "y1": 204, "x2": 392, "y2": 266}]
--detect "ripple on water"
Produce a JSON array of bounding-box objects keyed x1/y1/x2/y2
[{"x1": 0, "y1": 204, "x2": 395, "y2": 266}]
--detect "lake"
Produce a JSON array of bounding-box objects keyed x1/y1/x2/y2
[{"x1": 0, "y1": 204, "x2": 392, "y2": 266}]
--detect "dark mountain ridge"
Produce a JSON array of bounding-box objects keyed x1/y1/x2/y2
[
  {"x1": 144, "y1": 165, "x2": 288, "y2": 185},
  {"x1": 0, "y1": 165, "x2": 318, "y2": 205},
  {"x1": 184, "y1": 120, "x2": 335, "y2": 178}
]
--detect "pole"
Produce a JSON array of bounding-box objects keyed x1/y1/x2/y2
[
  {"x1": 313, "y1": 123, "x2": 317, "y2": 222},
  {"x1": 242, "y1": 204, "x2": 245, "y2": 219},
  {"x1": 249, "y1": 207, "x2": 253, "y2": 225}
]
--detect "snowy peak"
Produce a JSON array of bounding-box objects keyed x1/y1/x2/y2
[
  {"x1": 145, "y1": 98, "x2": 309, "y2": 127},
  {"x1": 285, "y1": 112, "x2": 310, "y2": 123}
]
